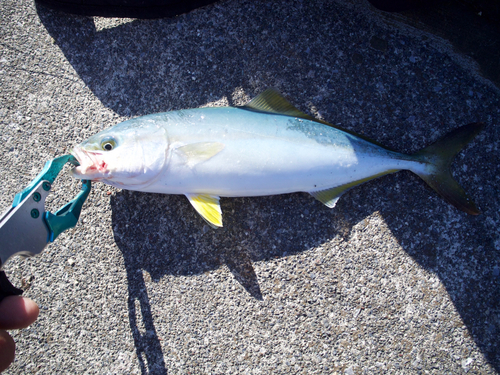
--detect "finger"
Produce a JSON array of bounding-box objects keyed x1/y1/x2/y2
[
  {"x1": 0, "y1": 296, "x2": 39, "y2": 330},
  {"x1": 0, "y1": 330, "x2": 15, "y2": 372}
]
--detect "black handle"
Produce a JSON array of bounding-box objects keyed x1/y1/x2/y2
[{"x1": 0, "y1": 270, "x2": 23, "y2": 304}]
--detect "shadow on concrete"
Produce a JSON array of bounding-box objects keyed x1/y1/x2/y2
[
  {"x1": 35, "y1": 4, "x2": 257, "y2": 118},
  {"x1": 109, "y1": 190, "x2": 349, "y2": 374},
  {"x1": 375, "y1": 0, "x2": 500, "y2": 88}
]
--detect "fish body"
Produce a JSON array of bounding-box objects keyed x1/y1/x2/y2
[
  {"x1": 101, "y1": 107, "x2": 418, "y2": 196},
  {"x1": 71, "y1": 89, "x2": 483, "y2": 227}
]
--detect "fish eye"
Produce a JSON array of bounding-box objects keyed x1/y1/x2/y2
[{"x1": 100, "y1": 137, "x2": 117, "y2": 151}]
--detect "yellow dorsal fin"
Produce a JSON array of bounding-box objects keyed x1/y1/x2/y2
[
  {"x1": 185, "y1": 193, "x2": 223, "y2": 228},
  {"x1": 243, "y1": 88, "x2": 394, "y2": 151},
  {"x1": 243, "y1": 88, "x2": 327, "y2": 125}
]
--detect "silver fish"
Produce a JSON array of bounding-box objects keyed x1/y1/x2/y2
[{"x1": 71, "y1": 89, "x2": 483, "y2": 227}]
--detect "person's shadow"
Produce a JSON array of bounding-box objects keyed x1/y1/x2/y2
[{"x1": 36, "y1": 3, "x2": 499, "y2": 373}]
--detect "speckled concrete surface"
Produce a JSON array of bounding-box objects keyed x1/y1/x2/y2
[{"x1": 1, "y1": 0, "x2": 499, "y2": 374}]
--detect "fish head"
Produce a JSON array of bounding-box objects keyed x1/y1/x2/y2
[{"x1": 70, "y1": 118, "x2": 168, "y2": 189}]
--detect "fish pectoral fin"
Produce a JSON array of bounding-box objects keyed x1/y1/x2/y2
[
  {"x1": 186, "y1": 193, "x2": 223, "y2": 228},
  {"x1": 176, "y1": 142, "x2": 225, "y2": 167}
]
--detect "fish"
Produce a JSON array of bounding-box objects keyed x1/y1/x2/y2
[{"x1": 70, "y1": 89, "x2": 483, "y2": 228}]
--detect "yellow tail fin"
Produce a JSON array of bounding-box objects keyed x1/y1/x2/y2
[{"x1": 412, "y1": 122, "x2": 484, "y2": 215}]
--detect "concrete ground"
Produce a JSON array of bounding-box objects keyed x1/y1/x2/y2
[{"x1": 1, "y1": 0, "x2": 499, "y2": 374}]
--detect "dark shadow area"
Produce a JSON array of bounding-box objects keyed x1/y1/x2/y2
[
  {"x1": 35, "y1": 1, "x2": 499, "y2": 372},
  {"x1": 110, "y1": 191, "x2": 348, "y2": 374},
  {"x1": 378, "y1": 0, "x2": 500, "y2": 88},
  {"x1": 35, "y1": 2, "x2": 269, "y2": 117},
  {"x1": 125, "y1": 267, "x2": 168, "y2": 374},
  {"x1": 110, "y1": 190, "x2": 348, "y2": 295},
  {"x1": 35, "y1": 0, "x2": 219, "y2": 19}
]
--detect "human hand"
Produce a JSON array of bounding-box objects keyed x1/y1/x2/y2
[{"x1": 0, "y1": 296, "x2": 39, "y2": 372}]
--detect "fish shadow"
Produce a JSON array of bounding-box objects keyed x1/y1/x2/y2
[
  {"x1": 110, "y1": 190, "x2": 349, "y2": 374},
  {"x1": 110, "y1": 190, "x2": 349, "y2": 298}
]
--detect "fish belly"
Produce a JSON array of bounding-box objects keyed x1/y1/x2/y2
[{"x1": 141, "y1": 108, "x2": 418, "y2": 196}]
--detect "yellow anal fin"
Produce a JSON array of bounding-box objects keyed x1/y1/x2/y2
[
  {"x1": 309, "y1": 186, "x2": 345, "y2": 208},
  {"x1": 177, "y1": 142, "x2": 225, "y2": 167},
  {"x1": 310, "y1": 171, "x2": 398, "y2": 208},
  {"x1": 185, "y1": 193, "x2": 223, "y2": 228}
]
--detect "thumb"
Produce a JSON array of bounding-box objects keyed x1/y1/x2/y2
[
  {"x1": 0, "y1": 296, "x2": 39, "y2": 330},
  {"x1": 0, "y1": 330, "x2": 15, "y2": 372}
]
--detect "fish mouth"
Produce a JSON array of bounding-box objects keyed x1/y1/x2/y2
[{"x1": 70, "y1": 147, "x2": 108, "y2": 180}]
